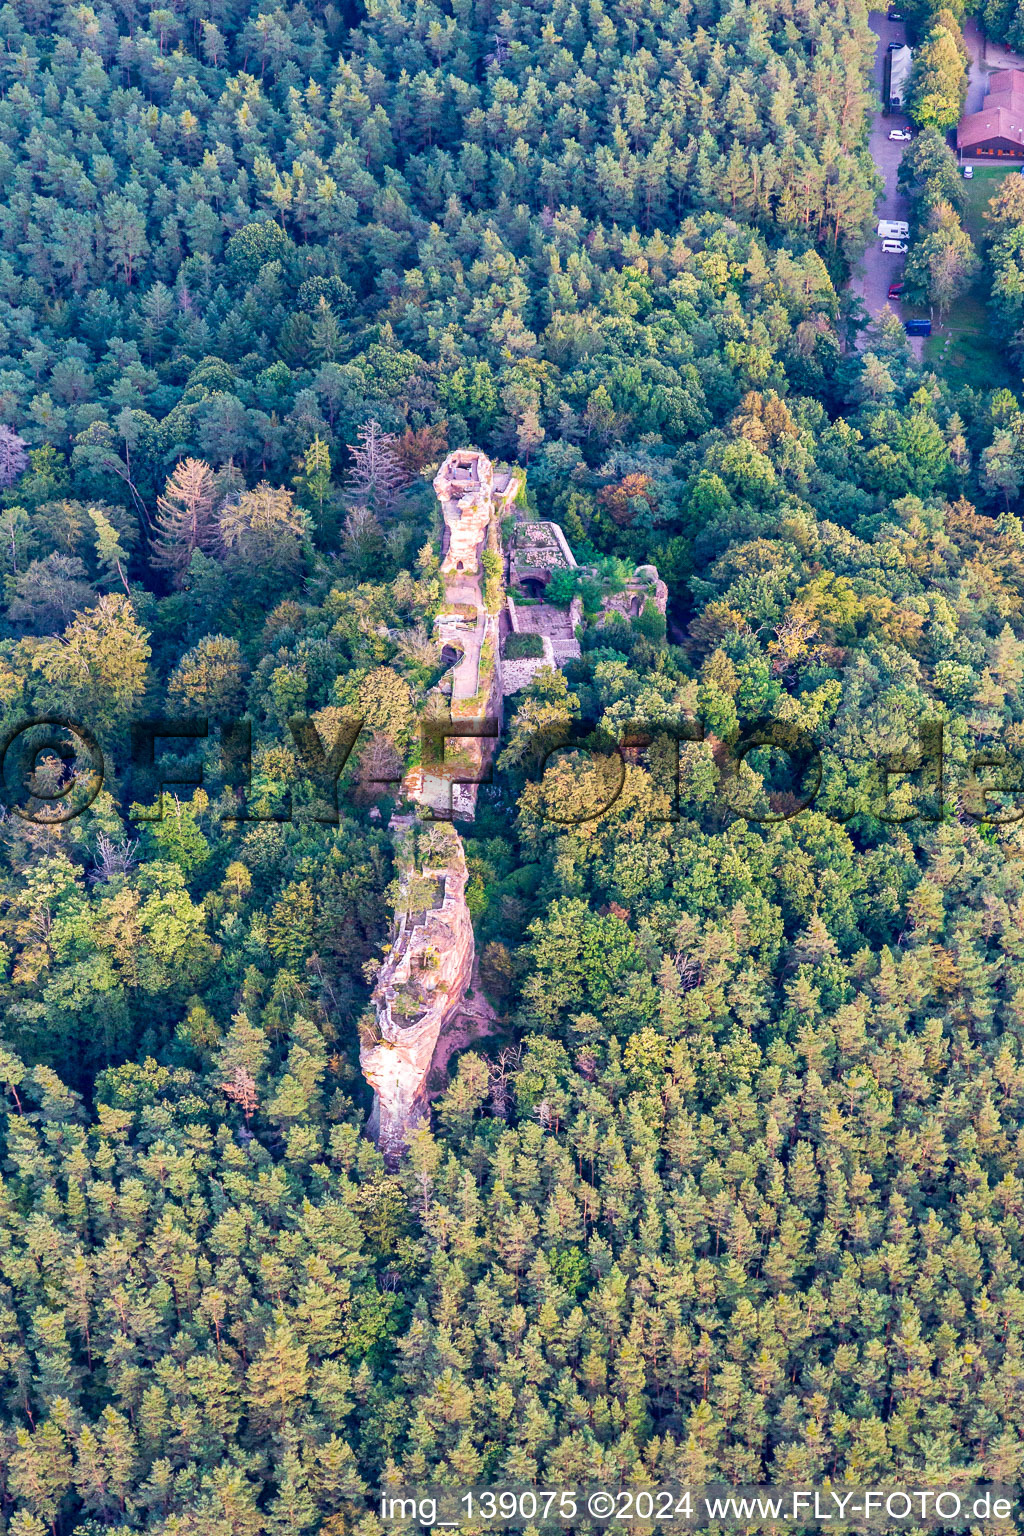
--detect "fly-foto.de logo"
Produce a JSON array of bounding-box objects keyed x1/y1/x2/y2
[{"x1": 1, "y1": 712, "x2": 1022, "y2": 832}]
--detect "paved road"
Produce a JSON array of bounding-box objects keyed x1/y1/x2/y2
[
  {"x1": 852, "y1": 10, "x2": 923, "y2": 357},
  {"x1": 963, "y1": 17, "x2": 990, "y2": 114}
]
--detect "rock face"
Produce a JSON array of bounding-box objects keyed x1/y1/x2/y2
[
  {"x1": 434, "y1": 450, "x2": 494, "y2": 575},
  {"x1": 434, "y1": 449, "x2": 517, "y2": 574},
  {"x1": 361, "y1": 821, "x2": 474, "y2": 1158}
]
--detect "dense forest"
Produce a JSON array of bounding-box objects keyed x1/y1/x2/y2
[{"x1": 1, "y1": 0, "x2": 1024, "y2": 1529}]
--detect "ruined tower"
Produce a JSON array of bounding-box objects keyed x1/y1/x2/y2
[{"x1": 433, "y1": 449, "x2": 518, "y2": 574}]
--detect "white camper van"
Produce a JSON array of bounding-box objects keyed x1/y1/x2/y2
[{"x1": 877, "y1": 220, "x2": 910, "y2": 238}]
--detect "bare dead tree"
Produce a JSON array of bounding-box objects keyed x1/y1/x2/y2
[
  {"x1": 488, "y1": 1043, "x2": 524, "y2": 1119},
  {"x1": 345, "y1": 419, "x2": 407, "y2": 519},
  {"x1": 354, "y1": 732, "x2": 403, "y2": 804},
  {"x1": 220, "y1": 1065, "x2": 258, "y2": 1122},
  {"x1": 152, "y1": 458, "x2": 219, "y2": 582},
  {"x1": 89, "y1": 834, "x2": 139, "y2": 884},
  {"x1": 0, "y1": 425, "x2": 28, "y2": 488},
  {"x1": 485, "y1": 32, "x2": 509, "y2": 66}
]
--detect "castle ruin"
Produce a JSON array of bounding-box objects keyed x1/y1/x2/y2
[
  {"x1": 404, "y1": 451, "x2": 519, "y2": 821},
  {"x1": 363, "y1": 448, "x2": 670, "y2": 1156}
]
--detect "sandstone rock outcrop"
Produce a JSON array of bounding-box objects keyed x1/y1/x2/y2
[
  {"x1": 361, "y1": 819, "x2": 474, "y2": 1158},
  {"x1": 360, "y1": 448, "x2": 673, "y2": 1156},
  {"x1": 434, "y1": 449, "x2": 517, "y2": 575}
]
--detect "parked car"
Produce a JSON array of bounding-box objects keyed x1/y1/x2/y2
[
  {"x1": 888, "y1": 8, "x2": 904, "y2": 17},
  {"x1": 888, "y1": 38, "x2": 903, "y2": 48},
  {"x1": 888, "y1": 283, "x2": 904, "y2": 299},
  {"x1": 888, "y1": 128, "x2": 913, "y2": 141},
  {"x1": 881, "y1": 239, "x2": 909, "y2": 253},
  {"x1": 963, "y1": 165, "x2": 974, "y2": 179},
  {"x1": 905, "y1": 319, "x2": 931, "y2": 336}
]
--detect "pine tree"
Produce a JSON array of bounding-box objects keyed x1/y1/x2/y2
[
  {"x1": 311, "y1": 298, "x2": 342, "y2": 363},
  {"x1": 299, "y1": 435, "x2": 331, "y2": 525},
  {"x1": 246, "y1": 1323, "x2": 310, "y2": 1431},
  {"x1": 218, "y1": 482, "x2": 307, "y2": 578},
  {"x1": 213, "y1": 1010, "x2": 269, "y2": 1102},
  {"x1": 152, "y1": 459, "x2": 218, "y2": 584},
  {"x1": 88, "y1": 506, "x2": 131, "y2": 593}
]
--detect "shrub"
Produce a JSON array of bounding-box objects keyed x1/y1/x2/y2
[
  {"x1": 634, "y1": 598, "x2": 667, "y2": 645},
  {"x1": 482, "y1": 547, "x2": 503, "y2": 612},
  {"x1": 545, "y1": 568, "x2": 579, "y2": 608},
  {"x1": 503, "y1": 632, "x2": 544, "y2": 660}
]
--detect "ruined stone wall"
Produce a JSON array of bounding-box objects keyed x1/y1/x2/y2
[
  {"x1": 600, "y1": 568, "x2": 669, "y2": 622},
  {"x1": 501, "y1": 634, "x2": 557, "y2": 696},
  {"x1": 508, "y1": 520, "x2": 577, "y2": 586}
]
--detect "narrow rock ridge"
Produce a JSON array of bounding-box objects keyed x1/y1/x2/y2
[
  {"x1": 361, "y1": 447, "x2": 670, "y2": 1155},
  {"x1": 400, "y1": 448, "x2": 517, "y2": 821},
  {"x1": 361, "y1": 449, "x2": 502, "y2": 1156},
  {"x1": 361, "y1": 819, "x2": 474, "y2": 1159}
]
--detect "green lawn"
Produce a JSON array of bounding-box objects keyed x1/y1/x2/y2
[
  {"x1": 959, "y1": 163, "x2": 1020, "y2": 241},
  {"x1": 899, "y1": 167, "x2": 1021, "y2": 390},
  {"x1": 918, "y1": 281, "x2": 1019, "y2": 391}
]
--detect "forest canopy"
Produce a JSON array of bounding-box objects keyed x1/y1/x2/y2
[{"x1": 0, "y1": 0, "x2": 1023, "y2": 1531}]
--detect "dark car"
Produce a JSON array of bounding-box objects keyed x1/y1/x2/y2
[
  {"x1": 888, "y1": 8, "x2": 904, "y2": 18},
  {"x1": 888, "y1": 283, "x2": 904, "y2": 299},
  {"x1": 905, "y1": 318, "x2": 931, "y2": 336}
]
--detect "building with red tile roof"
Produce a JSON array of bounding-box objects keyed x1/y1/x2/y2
[{"x1": 958, "y1": 69, "x2": 1024, "y2": 156}]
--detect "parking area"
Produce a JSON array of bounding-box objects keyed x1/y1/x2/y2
[{"x1": 852, "y1": 10, "x2": 923, "y2": 357}]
